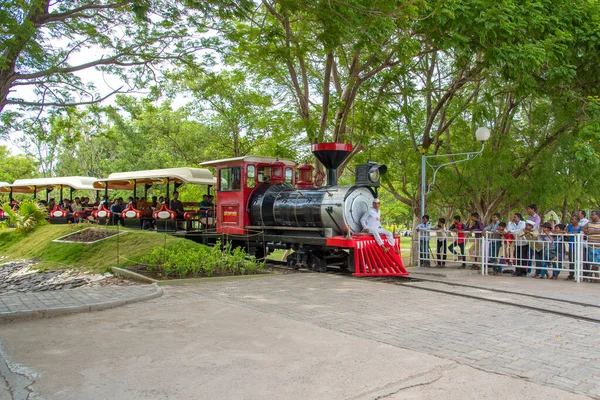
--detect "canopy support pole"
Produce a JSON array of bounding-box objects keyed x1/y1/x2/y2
[
  {"x1": 166, "y1": 179, "x2": 170, "y2": 205},
  {"x1": 60, "y1": 185, "x2": 64, "y2": 202},
  {"x1": 33, "y1": 185, "x2": 37, "y2": 200},
  {"x1": 133, "y1": 179, "x2": 137, "y2": 200}
]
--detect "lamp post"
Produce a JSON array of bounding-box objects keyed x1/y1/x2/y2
[{"x1": 420, "y1": 127, "x2": 491, "y2": 217}]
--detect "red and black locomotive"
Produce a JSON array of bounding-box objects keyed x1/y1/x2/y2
[{"x1": 196, "y1": 143, "x2": 408, "y2": 277}]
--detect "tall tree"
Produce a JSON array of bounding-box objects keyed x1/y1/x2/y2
[
  {"x1": 209, "y1": 0, "x2": 426, "y2": 157},
  {"x1": 0, "y1": 0, "x2": 211, "y2": 134}
]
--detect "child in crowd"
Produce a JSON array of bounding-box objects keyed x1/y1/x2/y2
[
  {"x1": 490, "y1": 222, "x2": 506, "y2": 275},
  {"x1": 448, "y1": 216, "x2": 466, "y2": 268},
  {"x1": 431, "y1": 218, "x2": 447, "y2": 267},
  {"x1": 535, "y1": 222, "x2": 555, "y2": 279},
  {"x1": 565, "y1": 215, "x2": 582, "y2": 280},
  {"x1": 550, "y1": 223, "x2": 566, "y2": 280}
]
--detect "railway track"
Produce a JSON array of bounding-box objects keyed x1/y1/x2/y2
[
  {"x1": 385, "y1": 278, "x2": 600, "y2": 324},
  {"x1": 265, "y1": 259, "x2": 600, "y2": 323}
]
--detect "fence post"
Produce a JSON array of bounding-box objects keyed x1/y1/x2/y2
[
  {"x1": 482, "y1": 233, "x2": 487, "y2": 275},
  {"x1": 575, "y1": 233, "x2": 582, "y2": 283},
  {"x1": 116, "y1": 222, "x2": 120, "y2": 267},
  {"x1": 416, "y1": 230, "x2": 421, "y2": 267}
]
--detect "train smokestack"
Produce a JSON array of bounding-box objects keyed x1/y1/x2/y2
[{"x1": 311, "y1": 143, "x2": 353, "y2": 186}]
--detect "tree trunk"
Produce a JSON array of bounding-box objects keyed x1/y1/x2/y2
[
  {"x1": 561, "y1": 197, "x2": 568, "y2": 223},
  {"x1": 410, "y1": 208, "x2": 421, "y2": 266}
]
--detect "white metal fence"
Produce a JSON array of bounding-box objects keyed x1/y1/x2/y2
[{"x1": 417, "y1": 230, "x2": 600, "y2": 283}]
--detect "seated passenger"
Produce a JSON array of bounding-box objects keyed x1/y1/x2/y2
[
  {"x1": 61, "y1": 199, "x2": 72, "y2": 212},
  {"x1": 170, "y1": 191, "x2": 184, "y2": 219},
  {"x1": 72, "y1": 198, "x2": 83, "y2": 213},
  {"x1": 110, "y1": 198, "x2": 125, "y2": 225},
  {"x1": 98, "y1": 196, "x2": 108, "y2": 210},
  {"x1": 199, "y1": 195, "x2": 211, "y2": 217},
  {"x1": 207, "y1": 195, "x2": 215, "y2": 216}
]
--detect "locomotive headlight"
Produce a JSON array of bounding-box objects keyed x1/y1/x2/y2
[
  {"x1": 369, "y1": 168, "x2": 380, "y2": 182},
  {"x1": 368, "y1": 163, "x2": 387, "y2": 184},
  {"x1": 356, "y1": 162, "x2": 387, "y2": 187}
]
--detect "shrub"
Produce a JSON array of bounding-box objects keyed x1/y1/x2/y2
[
  {"x1": 1, "y1": 200, "x2": 48, "y2": 234},
  {"x1": 142, "y1": 240, "x2": 262, "y2": 279}
]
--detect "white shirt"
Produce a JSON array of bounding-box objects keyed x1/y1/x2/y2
[
  {"x1": 360, "y1": 208, "x2": 382, "y2": 231},
  {"x1": 431, "y1": 224, "x2": 447, "y2": 241},
  {"x1": 416, "y1": 221, "x2": 431, "y2": 240},
  {"x1": 507, "y1": 220, "x2": 526, "y2": 245}
]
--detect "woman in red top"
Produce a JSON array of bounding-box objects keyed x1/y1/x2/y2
[{"x1": 448, "y1": 215, "x2": 467, "y2": 268}]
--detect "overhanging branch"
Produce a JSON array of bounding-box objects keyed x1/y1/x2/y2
[{"x1": 5, "y1": 86, "x2": 124, "y2": 108}]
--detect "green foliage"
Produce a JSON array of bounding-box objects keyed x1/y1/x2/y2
[
  {"x1": 1, "y1": 200, "x2": 47, "y2": 234},
  {"x1": 0, "y1": 146, "x2": 36, "y2": 182},
  {"x1": 143, "y1": 240, "x2": 263, "y2": 279}
]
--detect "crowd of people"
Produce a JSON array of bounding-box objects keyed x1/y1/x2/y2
[{"x1": 416, "y1": 205, "x2": 600, "y2": 281}]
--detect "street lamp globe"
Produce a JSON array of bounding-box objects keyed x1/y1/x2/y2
[{"x1": 475, "y1": 127, "x2": 491, "y2": 142}]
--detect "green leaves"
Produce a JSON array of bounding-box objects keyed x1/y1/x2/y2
[
  {"x1": 0, "y1": 146, "x2": 36, "y2": 182},
  {"x1": 142, "y1": 240, "x2": 262, "y2": 278},
  {"x1": 1, "y1": 200, "x2": 48, "y2": 234}
]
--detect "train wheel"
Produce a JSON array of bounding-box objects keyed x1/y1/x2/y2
[
  {"x1": 253, "y1": 246, "x2": 265, "y2": 261},
  {"x1": 308, "y1": 252, "x2": 327, "y2": 273},
  {"x1": 286, "y1": 253, "x2": 299, "y2": 269}
]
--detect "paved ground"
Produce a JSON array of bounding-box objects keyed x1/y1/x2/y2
[
  {"x1": 0, "y1": 274, "x2": 598, "y2": 399},
  {"x1": 0, "y1": 284, "x2": 162, "y2": 322}
]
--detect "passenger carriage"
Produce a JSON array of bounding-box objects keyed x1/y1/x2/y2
[
  {"x1": 93, "y1": 168, "x2": 216, "y2": 231},
  {"x1": 0, "y1": 177, "x2": 97, "y2": 223}
]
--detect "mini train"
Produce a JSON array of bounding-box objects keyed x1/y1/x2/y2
[
  {"x1": 193, "y1": 143, "x2": 408, "y2": 277},
  {"x1": 0, "y1": 143, "x2": 408, "y2": 277}
]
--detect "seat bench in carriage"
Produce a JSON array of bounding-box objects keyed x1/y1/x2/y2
[{"x1": 93, "y1": 168, "x2": 217, "y2": 232}]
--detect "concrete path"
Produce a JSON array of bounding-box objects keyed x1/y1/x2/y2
[
  {"x1": 0, "y1": 274, "x2": 597, "y2": 399},
  {"x1": 0, "y1": 284, "x2": 163, "y2": 322}
]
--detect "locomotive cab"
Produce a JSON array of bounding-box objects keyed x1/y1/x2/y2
[{"x1": 199, "y1": 156, "x2": 296, "y2": 234}]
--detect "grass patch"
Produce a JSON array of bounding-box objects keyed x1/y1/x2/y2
[{"x1": 0, "y1": 224, "x2": 194, "y2": 274}]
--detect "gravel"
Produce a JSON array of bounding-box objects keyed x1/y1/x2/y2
[{"x1": 0, "y1": 261, "x2": 139, "y2": 295}]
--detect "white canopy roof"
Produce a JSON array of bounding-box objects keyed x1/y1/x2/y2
[
  {"x1": 0, "y1": 177, "x2": 97, "y2": 194},
  {"x1": 200, "y1": 156, "x2": 296, "y2": 167},
  {"x1": 94, "y1": 167, "x2": 216, "y2": 190}
]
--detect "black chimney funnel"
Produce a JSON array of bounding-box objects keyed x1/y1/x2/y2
[{"x1": 311, "y1": 143, "x2": 353, "y2": 186}]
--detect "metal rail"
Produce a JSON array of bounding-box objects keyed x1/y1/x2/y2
[
  {"x1": 390, "y1": 276, "x2": 600, "y2": 309},
  {"x1": 377, "y1": 278, "x2": 600, "y2": 324}
]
